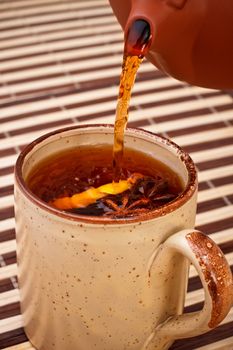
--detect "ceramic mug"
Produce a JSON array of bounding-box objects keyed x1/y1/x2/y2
[{"x1": 14, "y1": 125, "x2": 233, "y2": 350}]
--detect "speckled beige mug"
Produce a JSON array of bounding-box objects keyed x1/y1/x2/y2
[{"x1": 14, "y1": 125, "x2": 233, "y2": 350}]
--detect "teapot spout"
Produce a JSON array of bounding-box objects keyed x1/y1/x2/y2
[{"x1": 124, "y1": 19, "x2": 152, "y2": 57}]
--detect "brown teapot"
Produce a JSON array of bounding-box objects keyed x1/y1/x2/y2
[{"x1": 109, "y1": 0, "x2": 233, "y2": 89}]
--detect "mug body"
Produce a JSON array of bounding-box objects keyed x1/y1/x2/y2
[{"x1": 14, "y1": 125, "x2": 197, "y2": 350}]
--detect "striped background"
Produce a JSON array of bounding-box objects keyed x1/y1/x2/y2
[{"x1": 0, "y1": 0, "x2": 233, "y2": 349}]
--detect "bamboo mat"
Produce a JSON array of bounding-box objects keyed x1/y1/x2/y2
[{"x1": 0, "y1": 0, "x2": 233, "y2": 349}]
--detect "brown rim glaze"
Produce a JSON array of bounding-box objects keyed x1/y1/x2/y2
[{"x1": 15, "y1": 124, "x2": 197, "y2": 225}]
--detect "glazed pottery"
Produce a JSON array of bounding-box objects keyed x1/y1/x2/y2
[{"x1": 14, "y1": 125, "x2": 233, "y2": 350}]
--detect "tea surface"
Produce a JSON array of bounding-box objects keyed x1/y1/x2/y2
[{"x1": 27, "y1": 145, "x2": 184, "y2": 218}]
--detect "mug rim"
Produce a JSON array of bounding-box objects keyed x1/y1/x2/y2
[{"x1": 15, "y1": 124, "x2": 197, "y2": 225}]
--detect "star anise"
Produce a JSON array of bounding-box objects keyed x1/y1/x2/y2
[{"x1": 101, "y1": 175, "x2": 177, "y2": 218}]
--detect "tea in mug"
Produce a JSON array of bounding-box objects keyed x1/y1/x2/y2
[{"x1": 26, "y1": 145, "x2": 184, "y2": 218}]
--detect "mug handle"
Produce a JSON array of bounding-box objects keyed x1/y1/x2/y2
[{"x1": 144, "y1": 230, "x2": 233, "y2": 349}]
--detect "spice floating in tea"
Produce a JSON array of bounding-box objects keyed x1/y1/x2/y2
[
  {"x1": 51, "y1": 172, "x2": 177, "y2": 218},
  {"x1": 50, "y1": 173, "x2": 143, "y2": 210},
  {"x1": 113, "y1": 19, "x2": 152, "y2": 181}
]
